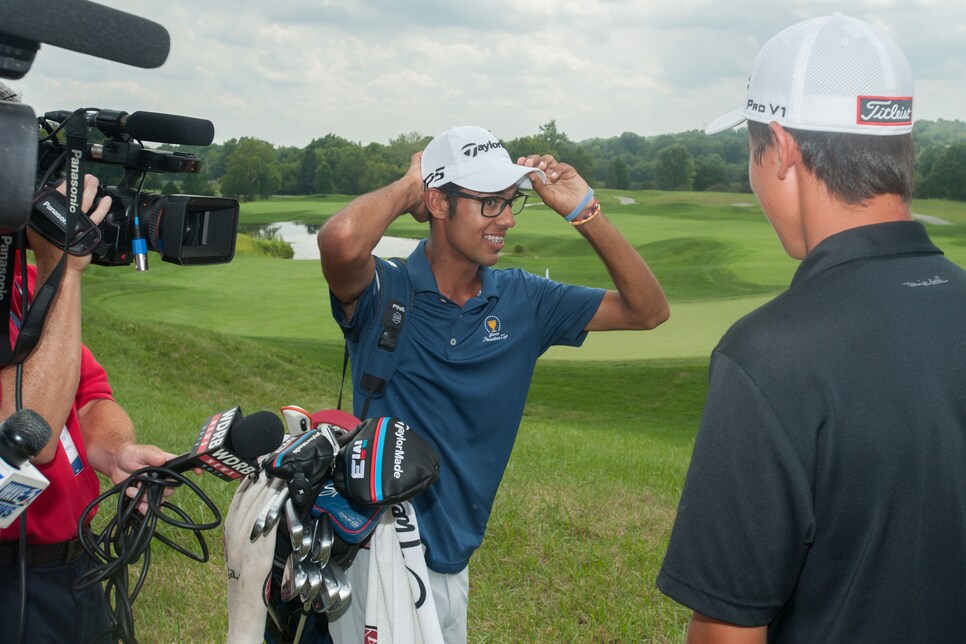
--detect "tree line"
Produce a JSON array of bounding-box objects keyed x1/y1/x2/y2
[{"x1": 116, "y1": 118, "x2": 966, "y2": 202}]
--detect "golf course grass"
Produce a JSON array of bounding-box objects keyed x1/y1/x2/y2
[{"x1": 74, "y1": 188, "x2": 966, "y2": 641}]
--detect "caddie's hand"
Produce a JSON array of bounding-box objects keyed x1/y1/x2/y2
[
  {"x1": 404, "y1": 151, "x2": 430, "y2": 224},
  {"x1": 517, "y1": 154, "x2": 591, "y2": 219},
  {"x1": 28, "y1": 174, "x2": 112, "y2": 273}
]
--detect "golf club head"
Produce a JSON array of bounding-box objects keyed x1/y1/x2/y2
[
  {"x1": 332, "y1": 564, "x2": 352, "y2": 607},
  {"x1": 318, "y1": 564, "x2": 343, "y2": 611},
  {"x1": 310, "y1": 515, "x2": 334, "y2": 567},
  {"x1": 285, "y1": 498, "x2": 308, "y2": 559},
  {"x1": 262, "y1": 485, "x2": 290, "y2": 537},
  {"x1": 300, "y1": 564, "x2": 323, "y2": 604},
  {"x1": 311, "y1": 583, "x2": 334, "y2": 614},
  {"x1": 279, "y1": 552, "x2": 308, "y2": 603},
  {"x1": 250, "y1": 478, "x2": 288, "y2": 541}
]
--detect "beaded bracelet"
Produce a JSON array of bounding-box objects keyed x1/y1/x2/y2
[
  {"x1": 571, "y1": 199, "x2": 601, "y2": 227},
  {"x1": 564, "y1": 188, "x2": 594, "y2": 222}
]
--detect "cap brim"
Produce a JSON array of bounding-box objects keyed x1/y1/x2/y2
[
  {"x1": 705, "y1": 109, "x2": 747, "y2": 135},
  {"x1": 455, "y1": 164, "x2": 547, "y2": 192}
]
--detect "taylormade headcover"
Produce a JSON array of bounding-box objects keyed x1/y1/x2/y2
[
  {"x1": 333, "y1": 417, "x2": 439, "y2": 506},
  {"x1": 263, "y1": 427, "x2": 338, "y2": 512}
]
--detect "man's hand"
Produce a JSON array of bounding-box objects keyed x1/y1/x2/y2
[
  {"x1": 28, "y1": 174, "x2": 112, "y2": 274},
  {"x1": 517, "y1": 154, "x2": 590, "y2": 218},
  {"x1": 404, "y1": 151, "x2": 430, "y2": 223},
  {"x1": 108, "y1": 442, "x2": 176, "y2": 486}
]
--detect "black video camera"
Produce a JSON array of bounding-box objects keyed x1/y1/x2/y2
[{"x1": 32, "y1": 108, "x2": 239, "y2": 269}]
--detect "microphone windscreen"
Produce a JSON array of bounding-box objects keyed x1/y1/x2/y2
[
  {"x1": 124, "y1": 111, "x2": 215, "y2": 146},
  {"x1": 227, "y1": 411, "x2": 285, "y2": 460},
  {"x1": 7, "y1": 409, "x2": 53, "y2": 456},
  {"x1": 0, "y1": 0, "x2": 170, "y2": 69}
]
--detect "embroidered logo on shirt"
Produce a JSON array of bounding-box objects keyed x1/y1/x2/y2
[
  {"x1": 482, "y1": 316, "x2": 508, "y2": 343},
  {"x1": 902, "y1": 275, "x2": 948, "y2": 288}
]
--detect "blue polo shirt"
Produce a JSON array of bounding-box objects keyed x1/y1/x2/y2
[{"x1": 331, "y1": 239, "x2": 604, "y2": 572}]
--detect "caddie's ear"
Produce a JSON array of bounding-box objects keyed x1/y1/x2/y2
[{"x1": 770, "y1": 122, "x2": 801, "y2": 181}]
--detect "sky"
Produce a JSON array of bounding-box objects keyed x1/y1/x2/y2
[{"x1": 10, "y1": 0, "x2": 966, "y2": 149}]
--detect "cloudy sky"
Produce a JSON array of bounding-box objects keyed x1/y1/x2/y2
[{"x1": 12, "y1": 0, "x2": 966, "y2": 148}]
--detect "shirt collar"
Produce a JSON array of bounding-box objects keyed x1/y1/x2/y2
[
  {"x1": 406, "y1": 238, "x2": 498, "y2": 300},
  {"x1": 792, "y1": 220, "x2": 942, "y2": 287}
]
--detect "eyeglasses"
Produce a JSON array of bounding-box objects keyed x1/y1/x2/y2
[{"x1": 441, "y1": 188, "x2": 528, "y2": 218}]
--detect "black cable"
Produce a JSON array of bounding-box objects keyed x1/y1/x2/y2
[{"x1": 74, "y1": 467, "x2": 221, "y2": 644}]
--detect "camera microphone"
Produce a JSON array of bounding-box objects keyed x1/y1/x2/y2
[
  {"x1": 0, "y1": 0, "x2": 170, "y2": 71},
  {"x1": 164, "y1": 408, "x2": 285, "y2": 480},
  {"x1": 124, "y1": 111, "x2": 215, "y2": 146},
  {"x1": 43, "y1": 109, "x2": 215, "y2": 146},
  {"x1": 0, "y1": 408, "x2": 52, "y2": 528}
]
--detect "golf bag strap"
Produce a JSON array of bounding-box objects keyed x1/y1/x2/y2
[{"x1": 337, "y1": 257, "x2": 413, "y2": 418}]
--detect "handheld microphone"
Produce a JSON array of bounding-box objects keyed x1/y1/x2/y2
[
  {"x1": 0, "y1": 408, "x2": 52, "y2": 528},
  {"x1": 164, "y1": 408, "x2": 284, "y2": 481},
  {"x1": 43, "y1": 109, "x2": 216, "y2": 146}
]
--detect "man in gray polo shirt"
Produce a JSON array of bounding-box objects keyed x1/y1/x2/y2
[{"x1": 657, "y1": 14, "x2": 966, "y2": 642}]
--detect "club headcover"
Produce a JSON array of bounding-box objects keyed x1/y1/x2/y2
[
  {"x1": 280, "y1": 405, "x2": 313, "y2": 437},
  {"x1": 263, "y1": 427, "x2": 339, "y2": 512},
  {"x1": 311, "y1": 480, "x2": 385, "y2": 544},
  {"x1": 332, "y1": 417, "x2": 439, "y2": 507}
]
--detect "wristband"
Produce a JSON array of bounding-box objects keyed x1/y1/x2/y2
[
  {"x1": 571, "y1": 199, "x2": 601, "y2": 227},
  {"x1": 564, "y1": 188, "x2": 594, "y2": 222}
]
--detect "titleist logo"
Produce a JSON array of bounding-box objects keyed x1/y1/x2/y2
[{"x1": 857, "y1": 97, "x2": 912, "y2": 126}]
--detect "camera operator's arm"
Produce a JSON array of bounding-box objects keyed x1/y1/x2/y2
[
  {"x1": 318, "y1": 152, "x2": 427, "y2": 322},
  {"x1": 0, "y1": 175, "x2": 111, "y2": 464}
]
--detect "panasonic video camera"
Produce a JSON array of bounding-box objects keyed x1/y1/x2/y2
[{"x1": 32, "y1": 108, "x2": 239, "y2": 269}]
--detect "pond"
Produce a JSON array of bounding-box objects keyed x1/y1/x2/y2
[{"x1": 239, "y1": 222, "x2": 421, "y2": 260}]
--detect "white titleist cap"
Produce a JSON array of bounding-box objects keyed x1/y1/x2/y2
[
  {"x1": 705, "y1": 13, "x2": 913, "y2": 136},
  {"x1": 420, "y1": 125, "x2": 546, "y2": 192}
]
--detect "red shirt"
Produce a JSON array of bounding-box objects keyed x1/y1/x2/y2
[{"x1": 0, "y1": 262, "x2": 114, "y2": 544}]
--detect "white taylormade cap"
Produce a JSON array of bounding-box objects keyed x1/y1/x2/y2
[
  {"x1": 420, "y1": 125, "x2": 546, "y2": 192},
  {"x1": 705, "y1": 13, "x2": 913, "y2": 136}
]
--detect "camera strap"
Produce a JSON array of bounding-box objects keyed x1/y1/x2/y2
[{"x1": 0, "y1": 113, "x2": 86, "y2": 367}]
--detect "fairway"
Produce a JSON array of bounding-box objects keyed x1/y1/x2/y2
[
  {"x1": 73, "y1": 188, "x2": 966, "y2": 642},
  {"x1": 84, "y1": 190, "x2": 966, "y2": 361}
]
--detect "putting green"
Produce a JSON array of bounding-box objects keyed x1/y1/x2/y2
[{"x1": 543, "y1": 294, "x2": 776, "y2": 361}]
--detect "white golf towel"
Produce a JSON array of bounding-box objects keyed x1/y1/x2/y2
[{"x1": 364, "y1": 501, "x2": 444, "y2": 644}]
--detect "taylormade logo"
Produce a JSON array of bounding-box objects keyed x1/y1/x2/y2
[
  {"x1": 858, "y1": 97, "x2": 912, "y2": 126},
  {"x1": 392, "y1": 420, "x2": 407, "y2": 479},
  {"x1": 462, "y1": 140, "x2": 502, "y2": 157}
]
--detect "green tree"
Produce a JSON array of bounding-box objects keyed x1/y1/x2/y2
[
  {"x1": 275, "y1": 146, "x2": 303, "y2": 195},
  {"x1": 314, "y1": 154, "x2": 334, "y2": 195},
  {"x1": 920, "y1": 142, "x2": 966, "y2": 201},
  {"x1": 693, "y1": 154, "x2": 728, "y2": 191},
  {"x1": 608, "y1": 157, "x2": 630, "y2": 189},
  {"x1": 656, "y1": 144, "x2": 695, "y2": 191},
  {"x1": 181, "y1": 169, "x2": 209, "y2": 194},
  {"x1": 220, "y1": 137, "x2": 281, "y2": 200},
  {"x1": 205, "y1": 138, "x2": 238, "y2": 180}
]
